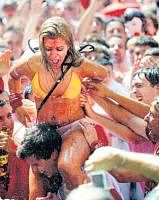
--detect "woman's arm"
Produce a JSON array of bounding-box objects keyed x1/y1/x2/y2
[
  {"x1": 8, "y1": 53, "x2": 41, "y2": 93},
  {"x1": 76, "y1": 58, "x2": 108, "y2": 81}
]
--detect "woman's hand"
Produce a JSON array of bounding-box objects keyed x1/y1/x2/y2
[{"x1": 84, "y1": 146, "x2": 125, "y2": 173}]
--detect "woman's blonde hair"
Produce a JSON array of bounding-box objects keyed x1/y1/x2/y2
[{"x1": 39, "y1": 16, "x2": 82, "y2": 71}]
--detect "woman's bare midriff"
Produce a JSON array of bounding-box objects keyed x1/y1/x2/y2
[{"x1": 36, "y1": 96, "x2": 85, "y2": 126}]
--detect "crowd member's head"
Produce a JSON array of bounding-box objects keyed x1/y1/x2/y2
[
  {"x1": 104, "y1": 17, "x2": 126, "y2": 41},
  {"x1": 126, "y1": 36, "x2": 138, "y2": 66},
  {"x1": 88, "y1": 15, "x2": 105, "y2": 38},
  {"x1": 124, "y1": 8, "x2": 146, "y2": 37},
  {"x1": 3, "y1": 27, "x2": 23, "y2": 59},
  {"x1": 83, "y1": 35, "x2": 110, "y2": 62},
  {"x1": 140, "y1": 47, "x2": 159, "y2": 68},
  {"x1": 108, "y1": 35, "x2": 126, "y2": 67},
  {"x1": 55, "y1": 0, "x2": 81, "y2": 23},
  {"x1": 131, "y1": 67, "x2": 159, "y2": 105},
  {"x1": 133, "y1": 36, "x2": 159, "y2": 69},
  {"x1": 2, "y1": 0, "x2": 17, "y2": 22},
  {"x1": 144, "y1": 96, "x2": 159, "y2": 144},
  {"x1": 39, "y1": 16, "x2": 83, "y2": 73},
  {"x1": 0, "y1": 91, "x2": 13, "y2": 136},
  {"x1": 17, "y1": 123, "x2": 62, "y2": 176},
  {"x1": 143, "y1": 11, "x2": 158, "y2": 36},
  {"x1": 66, "y1": 184, "x2": 114, "y2": 200}
]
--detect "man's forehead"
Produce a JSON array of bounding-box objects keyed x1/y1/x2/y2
[{"x1": 0, "y1": 104, "x2": 12, "y2": 113}]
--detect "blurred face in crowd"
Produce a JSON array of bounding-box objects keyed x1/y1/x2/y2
[
  {"x1": 0, "y1": 103, "x2": 13, "y2": 136},
  {"x1": 105, "y1": 21, "x2": 126, "y2": 41},
  {"x1": 125, "y1": 17, "x2": 143, "y2": 37},
  {"x1": 55, "y1": 0, "x2": 81, "y2": 21},
  {"x1": 108, "y1": 36, "x2": 126, "y2": 64},
  {"x1": 126, "y1": 37, "x2": 138, "y2": 66},
  {"x1": 89, "y1": 18, "x2": 104, "y2": 35},
  {"x1": 145, "y1": 17, "x2": 157, "y2": 36},
  {"x1": 134, "y1": 45, "x2": 150, "y2": 68},
  {"x1": 3, "y1": 30, "x2": 23, "y2": 59},
  {"x1": 144, "y1": 98, "x2": 159, "y2": 143},
  {"x1": 130, "y1": 72, "x2": 159, "y2": 105}
]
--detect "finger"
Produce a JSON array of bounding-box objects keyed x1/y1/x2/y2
[{"x1": 25, "y1": 113, "x2": 31, "y2": 122}]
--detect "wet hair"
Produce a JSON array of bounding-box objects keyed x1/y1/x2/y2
[
  {"x1": 132, "y1": 67, "x2": 159, "y2": 86},
  {"x1": 39, "y1": 16, "x2": 83, "y2": 73},
  {"x1": 134, "y1": 36, "x2": 159, "y2": 48},
  {"x1": 17, "y1": 123, "x2": 62, "y2": 160}
]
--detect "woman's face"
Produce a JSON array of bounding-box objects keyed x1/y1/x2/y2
[{"x1": 43, "y1": 37, "x2": 68, "y2": 72}]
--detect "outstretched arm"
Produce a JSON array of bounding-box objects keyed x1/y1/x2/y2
[
  {"x1": 81, "y1": 94, "x2": 147, "y2": 142},
  {"x1": 77, "y1": 0, "x2": 103, "y2": 42},
  {"x1": 83, "y1": 81, "x2": 150, "y2": 118},
  {"x1": 85, "y1": 146, "x2": 159, "y2": 183},
  {"x1": 7, "y1": 53, "x2": 40, "y2": 125}
]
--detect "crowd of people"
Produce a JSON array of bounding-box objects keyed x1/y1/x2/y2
[{"x1": 0, "y1": 0, "x2": 159, "y2": 199}]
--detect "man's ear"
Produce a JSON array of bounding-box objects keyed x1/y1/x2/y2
[{"x1": 51, "y1": 150, "x2": 58, "y2": 161}]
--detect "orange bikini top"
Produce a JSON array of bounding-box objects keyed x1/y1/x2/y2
[{"x1": 32, "y1": 71, "x2": 81, "y2": 100}]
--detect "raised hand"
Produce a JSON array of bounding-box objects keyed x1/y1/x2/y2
[
  {"x1": 83, "y1": 81, "x2": 110, "y2": 98},
  {"x1": 84, "y1": 146, "x2": 125, "y2": 173},
  {"x1": 0, "y1": 50, "x2": 12, "y2": 76},
  {"x1": 15, "y1": 106, "x2": 31, "y2": 127}
]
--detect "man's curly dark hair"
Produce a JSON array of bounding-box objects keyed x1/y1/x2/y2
[{"x1": 17, "y1": 123, "x2": 62, "y2": 160}]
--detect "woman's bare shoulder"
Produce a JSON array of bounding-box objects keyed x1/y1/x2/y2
[{"x1": 27, "y1": 52, "x2": 44, "y2": 72}]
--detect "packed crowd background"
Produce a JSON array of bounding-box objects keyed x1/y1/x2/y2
[{"x1": 0, "y1": 0, "x2": 159, "y2": 199}]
